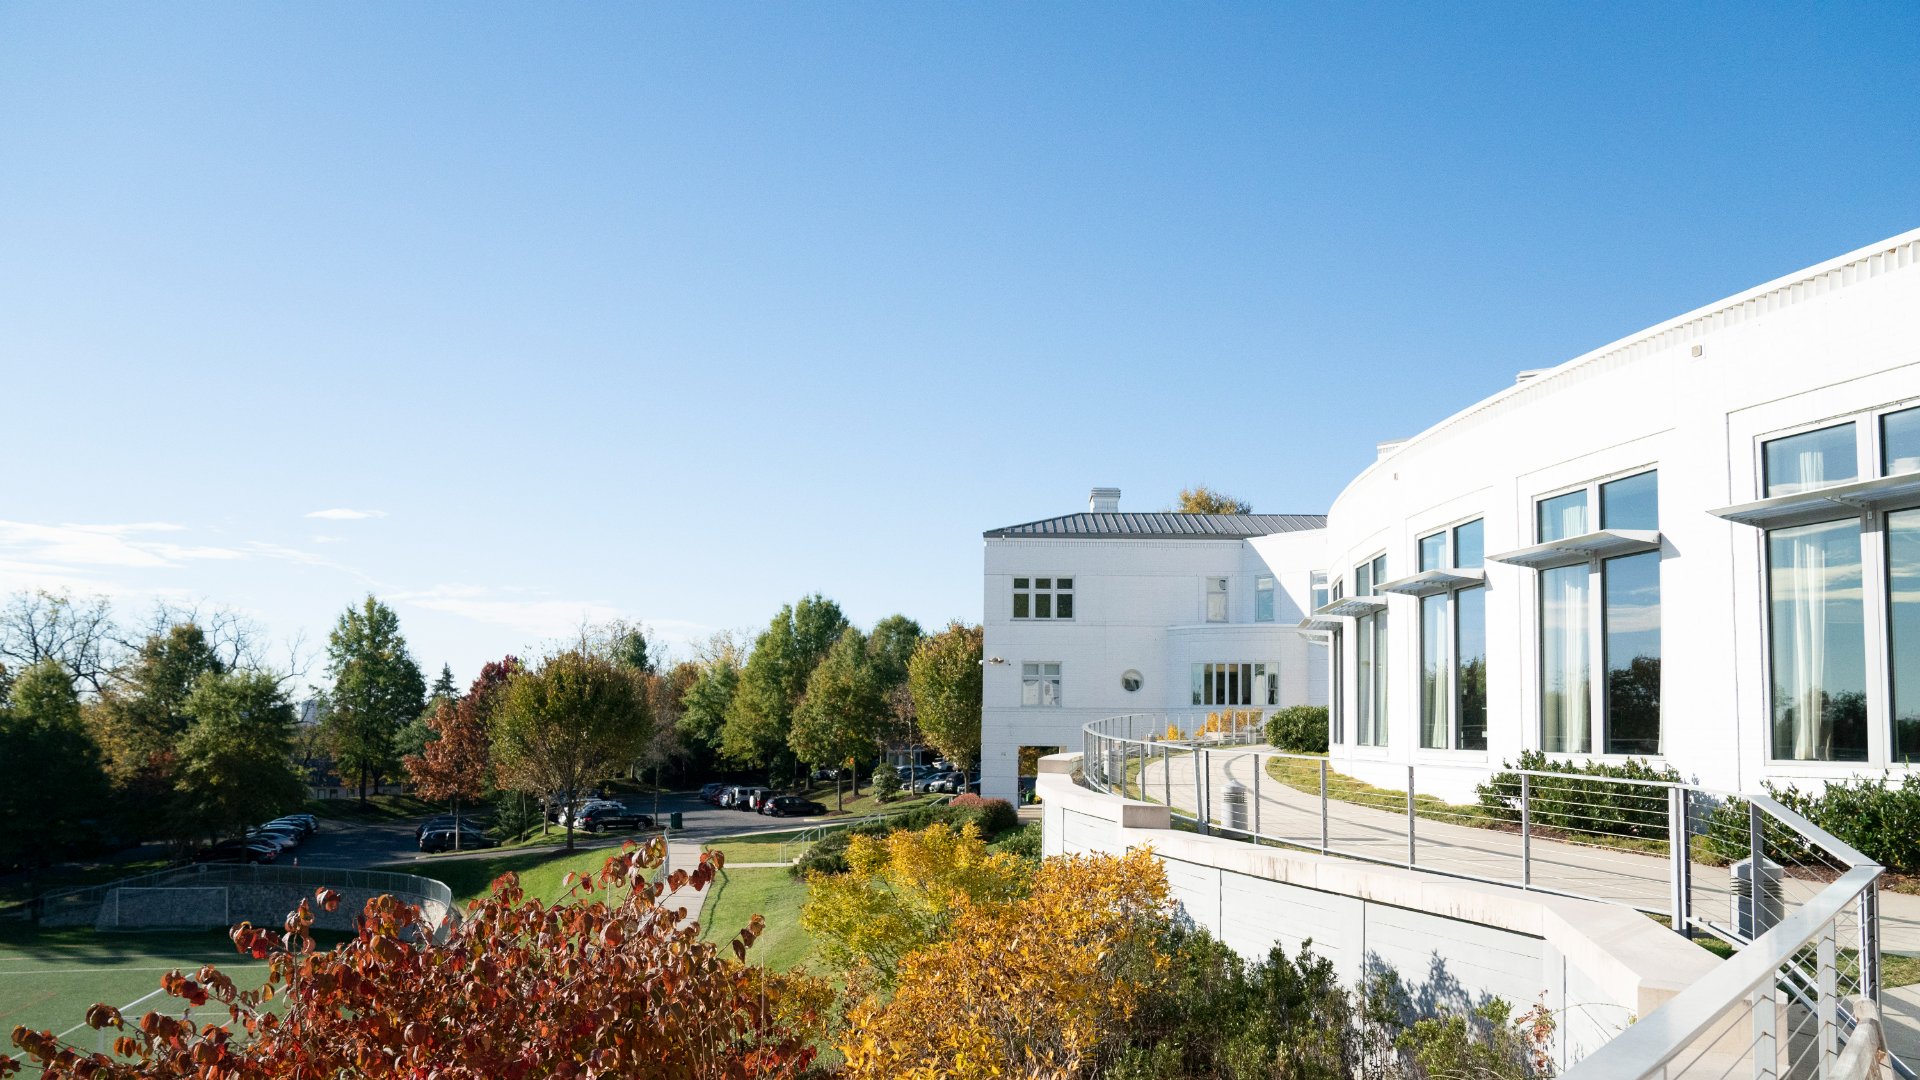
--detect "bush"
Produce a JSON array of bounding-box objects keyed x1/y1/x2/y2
[
  {"x1": 790, "y1": 830, "x2": 854, "y2": 878},
  {"x1": 871, "y1": 763, "x2": 901, "y2": 801},
  {"x1": 1265, "y1": 705, "x2": 1330, "y2": 754},
  {"x1": 1476, "y1": 750, "x2": 1680, "y2": 841},
  {"x1": 1762, "y1": 774, "x2": 1920, "y2": 872},
  {"x1": 990, "y1": 821, "x2": 1042, "y2": 861},
  {"x1": 947, "y1": 794, "x2": 1019, "y2": 836}
]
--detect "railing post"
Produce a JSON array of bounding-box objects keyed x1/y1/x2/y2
[
  {"x1": 1164, "y1": 741, "x2": 1171, "y2": 807},
  {"x1": 1752, "y1": 980, "x2": 1778, "y2": 1080},
  {"x1": 1196, "y1": 747, "x2": 1208, "y2": 835},
  {"x1": 1406, "y1": 765, "x2": 1416, "y2": 868},
  {"x1": 1818, "y1": 922, "x2": 1838, "y2": 1076},
  {"x1": 1520, "y1": 773, "x2": 1532, "y2": 889},
  {"x1": 1252, "y1": 752, "x2": 1262, "y2": 839},
  {"x1": 1861, "y1": 885, "x2": 1881, "y2": 1004},
  {"x1": 1319, "y1": 758, "x2": 1329, "y2": 853},
  {"x1": 1668, "y1": 786, "x2": 1692, "y2": 938},
  {"x1": 1749, "y1": 801, "x2": 1766, "y2": 938}
]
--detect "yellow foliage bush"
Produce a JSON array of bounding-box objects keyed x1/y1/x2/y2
[{"x1": 837, "y1": 847, "x2": 1172, "y2": 1079}]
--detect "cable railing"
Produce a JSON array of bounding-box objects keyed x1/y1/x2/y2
[{"x1": 1080, "y1": 713, "x2": 1891, "y2": 1080}]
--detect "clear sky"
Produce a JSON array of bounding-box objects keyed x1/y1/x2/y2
[{"x1": 2, "y1": 3, "x2": 1915, "y2": 685}]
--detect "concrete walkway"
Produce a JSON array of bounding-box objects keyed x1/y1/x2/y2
[
  {"x1": 1131, "y1": 746, "x2": 1920, "y2": 1060},
  {"x1": 655, "y1": 841, "x2": 708, "y2": 932}
]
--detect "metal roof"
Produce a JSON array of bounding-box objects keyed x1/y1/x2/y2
[{"x1": 983, "y1": 512, "x2": 1326, "y2": 540}]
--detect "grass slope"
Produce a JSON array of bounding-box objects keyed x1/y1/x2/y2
[
  {"x1": 376, "y1": 844, "x2": 643, "y2": 907},
  {"x1": 695, "y1": 867, "x2": 814, "y2": 973}
]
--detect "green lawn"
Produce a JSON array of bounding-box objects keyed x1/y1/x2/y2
[
  {"x1": 695, "y1": 866, "x2": 815, "y2": 972},
  {"x1": 0, "y1": 924, "x2": 274, "y2": 1039},
  {"x1": 305, "y1": 792, "x2": 442, "y2": 823},
  {"x1": 0, "y1": 856, "x2": 180, "y2": 911},
  {"x1": 377, "y1": 844, "x2": 646, "y2": 907}
]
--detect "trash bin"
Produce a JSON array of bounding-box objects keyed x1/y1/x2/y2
[
  {"x1": 1224, "y1": 780, "x2": 1249, "y2": 834},
  {"x1": 1731, "y1": 855, "x2": 1784, "y2": 939},
  {"x1": 669, "y1": 811, "x2": 683, "y2": 831}
]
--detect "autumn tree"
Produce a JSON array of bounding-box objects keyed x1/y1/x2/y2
[
  {"x1": 801, "y1": 822, "x2": 1030, "y2": 987},
  {"x1": 908, "y1": 622, "x2": 984, "y2": 777},
  {"x1": 1174, "y1": 485, "x2": 1253, "y2": 514},
  {"x1": 172, "y1": 671, "x2": 306, "y2": 844},
  {"x1": 790, "y1": 629, "x2": 887, "y2": 811},
  {"x1": 2, "y1": 841, "x2": 826, "y2": 1079},
  {"x1": 0, "y1": 660, "x2": 111, "y2": 868},
  {"x1": 491, "y1": 646, "x2": 650, "y2": 850},
  {"x1": 321, "y1": 596, "x2": 425, "y2": 802},
  {"x1": 404, "y1": 703, "x2": 488, "y2": 848},
  {"x1": 838, "y1": 847, "x2": 1172, "y2": 1078},
  {"x1": 721, "y1": 595, "x2": 848, "y2": 779}
]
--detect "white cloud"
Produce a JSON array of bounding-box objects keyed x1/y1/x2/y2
[
  {"x1": 392, "y1": 584, "x2": 627, "y2": 640},
  {"x1": 311, "y1": 535, "x2": 345, "y2": 544},
  {"x1": 0, "y1": 520, "x2": 242, "y2": 569},
  {"x1": 304, "y1": 508, "x2": 387, "y2": 521}
]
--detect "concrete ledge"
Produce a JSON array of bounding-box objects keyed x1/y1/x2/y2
[{"x1": 1040, "y1": 754, "x2": 1717, "y2": 1027}]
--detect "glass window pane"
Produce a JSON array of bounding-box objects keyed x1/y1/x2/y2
[
  {"x1": 1372, "y1": 555, "x2": 1387, "y2": 582},
  {"x1": 1765, "y1": 423, "x2": 1857, "y2": 497},
  {"x1": 1023, "y1": 663, "x2": 1038, "y2": 676},
  {"x1": 1331, "y1": 639, "x2": 1344, "y2": 743},
  {"x1": 1191, "y1": 664, "x2": 1204, "y2": 706},
  {"x1": 1267, "y1": 671, "x2": 1279, "y2": 706},
  {"x1": 1454, "y1": 520, "x2": 1484, "y2": 570},
  {"x1": 1419, "y1": 533, "x2": 1446, "y2": 573},
  {"x1": 1056, "y1": 593, "x2": 1074, "y2": 619},
  {"x1": 1456, "y1": 586, "x2": 1487, "y2": 750},
  {"x1": 1768, "y1": 519, "x2": 1867, "y2": 761},
  {"x1": 1603, "y1": 552, "x2": 1661, "y2": 755},
  {"x1": 1255, "y1": 577, "x2": 1275, "y2": 622},
  {"x1": 1043, "y1": 663, "x2": 1060, "y2": 676},
  {"x1": 1012, "y1": 593, "x2": 1029, "y2": 619},
  {"x1": 1034, "y1": 578, "x2": 1051, "y2": 589},
  {"x1": 1890, "y1": 510, "x2": 1920, "y2": 760},
  {"x1": 1601, "y1": 471, "x2": 1659, "y2": 532},
  {"x1": 1420, "y1": 593, "x2": 1448, "y2": 748},
  {"x1": 1537, "y1": 490, "x2": 1589, "y2": 543},
  {"x1": 1357, "y1": 620, "x2": 1373, "y2": 742},
  {"x1": 1035, "y1": 594, "x2": 1051, "y2": 619},
  {"x1": 1056, "y1": 578, "x2": 1073, "y2": 590},
  {"x1": 1013, "y1": 578, "x2": 1029, "y2": 589},
  {"x1": 1885, "y1": 408, "x2": 1920, "y2": 476},
  {"x1": 1541, "y1": 563, "x2": 1591, "y2": 753},
  {"x1": 1356, "y1": 562, "x2": 1372, "y2": 597},
  {"x1": 1372, "y1": 612, "x2": 1389, "y2": 743}
]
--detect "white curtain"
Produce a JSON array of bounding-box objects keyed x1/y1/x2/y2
[
  {"x1": 1543, "y1": 567, "x2": 1589, "y2": 752},
  {"x1": 1785, "y1": 531, "x2": 1828, "y2": 759}
]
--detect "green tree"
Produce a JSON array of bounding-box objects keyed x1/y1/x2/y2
[
  {"x1": 865, "y1": 615, "x2": 924, "y2": 692},
  {"x1": 87, "y1": 624, "x2": 226, "y2": 827},
  {"x1": 791, "y1": 629, "x2": 887, "y2": 811},
  {"x1": 322, "y1": 596, "x2": 426, "y2": 802},
  {"x1": 491, "y1": 646, "x2": 652, "y2": 850},
  {"x1": 908, "y1": 622, "x2": 984, "y2": 776},
  {"x1": 429, "y1": 663, "x2": 459, "y2": 703},
  {"x1": 679, "y1": 656, "x2": 739, "y2": 753},
  {"x1": 605, "y1": 621, "x2": 653, "y2": 675},
  {"x1": 173, "y1": 670, "x2": 305, "y2": 844},
  {"x1": 0, "y1": 660, "x2": 111, "y2": 867},
  {"x1": 721, "y1": 595, "x2": 848, "y2": 777},
  {"x1": 1173, "y1": 485, "x2": 1253, "y2": 514}
]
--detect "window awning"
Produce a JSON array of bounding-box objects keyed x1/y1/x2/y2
[
  {"x1": 1485, "y1": 529, "x2": 1660, "y2": 570},
  {"x1": 1295, "y1": 614, "x2": 1343, "y2": 634},
  {"x1": 1374, "y1": 567, "x2": 1485, "y2": 597},
  {"x1": 1710, "y1": 472, "x2": 1920, "y2": 528},
  {"x1": 1313, "y1": 596, "x2": 1386, "y2": 618}
]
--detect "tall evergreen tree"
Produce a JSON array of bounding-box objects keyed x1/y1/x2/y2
[
  {"x1": 322, "y1": 596, "x2": 425, "y2": 802},
  {"x1": 430, "y1": 663, "x2": 460, "y2": 703}
]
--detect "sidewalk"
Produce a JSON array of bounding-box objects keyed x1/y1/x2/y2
[{"x1": 656, "y1": 840, "x2": 708, "y2": 932}]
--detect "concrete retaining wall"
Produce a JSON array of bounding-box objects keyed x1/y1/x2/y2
[{"x1": 1040, "y1": 756, "x2": 1719, "y2": 1069}]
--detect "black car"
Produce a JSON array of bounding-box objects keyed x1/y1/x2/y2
[
  {"x1": 419, "y1": 823, "x2": 496, "y2": 853},
  {"x1": 576, "y1": 805, "x2": 653, "y2": 832},
  {"x1": 196, "y1": 838, "x2": 279, "y2": 864},
  {"x1": 760, "y1": 796, "x2": 827, "y2": 818},
  {"x1": 416, "y1": 814, "x2": 472, "y2": 840}
]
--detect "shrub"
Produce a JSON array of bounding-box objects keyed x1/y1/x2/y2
[
  {"x1": 791, "y1": 829, "x2": 854, "y2": 878},
  {"x1": 871, "y1": 762, "x2": 901, "y2": 801},
  {"x1": 1760, "y1": 774, "x2": 1920, "y2": 872},
  {"x1": 1476, "y1": 750, "x2": 1680, "y2": 841},
  {"x1": 946, "y1": 793, "x2": 1019, "y2": 836},
  {"x1": 1265, "y1": 705, "x2": 1331, "y2": 754},
  {"x1": 989, "y1": 821, "x2": 1042, "y2": 861}
]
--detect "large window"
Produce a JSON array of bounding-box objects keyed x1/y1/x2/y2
[
  {"x1": 1765, "y1": 423, "x2": 1857, "y2": 496},
  {"x1": 1255, "y1": 576, "x2": 1275, "y2": 622},
  {"x1": 1206, "y1": 577, "x2": 1228, "y2": 623},
  {"x1": 1767, "y1": 521, "x2": 1866, "y2": 760},
  {"x1": 1891, "y1": 509, "x2": 1920, "y2": 760},
  {"x1": 1021, "y1": 662, "x2": 1062, "y2": 706},
  {"x1": 1355, "y1": 554, "x2": 1388, "y2": 746},
  {"x1": 1535, "y1": 471, "x2": 1662, "y2": 755},
  {"x1": 1885, "y1": 408, "x2": 1920, "y2": 476},
  {"x1": 1191, "y1": 662, "x2": 1278, "y2": 706},
  {"x1": 1417, "y1": 520, "x2": 1488, "y2": 751},
  {"x1": 1012, "y1": 577, "x2": 1073, "y2": 620}
]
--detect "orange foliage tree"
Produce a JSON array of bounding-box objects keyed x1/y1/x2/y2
[
  {"x1": 403, "y1": 656, "x2": 516, "y2": 847},
  {"x1": 4, "y1": 840, "x2": 825, "y2": 1079},
  {"x1": 837, "y1": 846, "x2": 1172, "y2": 1078}
]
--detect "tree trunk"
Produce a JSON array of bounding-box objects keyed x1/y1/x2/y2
[
  {"x1": 453, "y1": 796, "x2": 461, "y2": 852},
  {"x1": 836, "y1": 774, "x2": 844, "y2": 812}
]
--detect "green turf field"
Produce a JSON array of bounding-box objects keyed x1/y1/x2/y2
[{"x1": 0, "y1": 923, "x2": 272, "y2": 1041}]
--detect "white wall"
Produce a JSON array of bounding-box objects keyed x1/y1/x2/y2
[
  {"x1": 980, "y1": 532, "x2": 1327, "y2": 802},
  {"x1": 1320, "y1": 228, "x2": 1920, "y2": 795}
]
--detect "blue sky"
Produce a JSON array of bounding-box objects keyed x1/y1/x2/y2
[{"x1": 2, "y1": 3, "x2": 1915, "y2": 684}]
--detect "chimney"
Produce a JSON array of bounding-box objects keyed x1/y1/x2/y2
[{"x1": 1088, "y1": 487, "x2": 1121, "y2": 513}]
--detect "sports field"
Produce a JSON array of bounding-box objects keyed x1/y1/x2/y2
[{"x1": 0, "y1": 923, "x2": 271, "y2": 1042}]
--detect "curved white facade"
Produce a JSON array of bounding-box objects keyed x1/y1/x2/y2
[{"x1": 1319, "y1": 227, "x2": 1920, "y2": 795}]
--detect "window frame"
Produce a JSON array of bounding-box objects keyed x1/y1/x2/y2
[
  {"x1": 1255, "y1": 575, "x2": 1276, "y2": 622},
  {"x1": 1413, "y1": 517, "x2": 1489, "y2": 753},
  {"x1": 1354, "y1": 552, "x2": 1389, "y2": 746},
  {"x1": 1020, "y1": 661, "x2": 1063, "y2": 707},
  {"x1": 1205, "y1": 576, "x2": 1229, "y2": 623},
  {"x1": 1010, "y1": 576, "x2": 1075, "y2": 622},
  {"x1": 1189, "y1": 661, "x2": 1278, "y2": 707}
]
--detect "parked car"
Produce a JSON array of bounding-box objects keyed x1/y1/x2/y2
[
  {"x1": 264, "y1": 815, "x2": 317, "y2": 839},
  {"x1": 244, "y1": 827, "x2": 299, "y2": 853},
  {"x1": 742, "y1": 787, "x2": 776, "y2": 812},
  {"x1": 699, "y1": 783, "x2": 725, "y2": 804},
  {"x1": 560, "y1": 800, "x2": 624, "y2": 830},
  {"x1": 419, "y1": 823, "x2": 496, "y2": 853},
  {"x1": 196, "y1": 838, "x2": 279, "y2": 864},
  {"x1": 251, "y1": 822, "x2": 304, "y2": 848},
  {"x1": 576, "y1": 804, "x2": 654, "y2": 832},
  {"x1": 924, "y1": 771, "x2": 966, "y2": 794},
  {"x1": 760, "y1": 795, "x2": 827, "y2": 818},
  {"x1": 810, "y1": 766, "x2": 851, "y2": 782},
  {"x1": 416, "y1": 814, "x2": 476, "y2": 840}
]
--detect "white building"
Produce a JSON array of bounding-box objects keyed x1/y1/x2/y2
[
  {"x1": 983, "y1": 226, "x2": 1920, "y2": 802},
  {"x1": 979, "y1": 490, "x2": 1329, "y2": 803}
]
